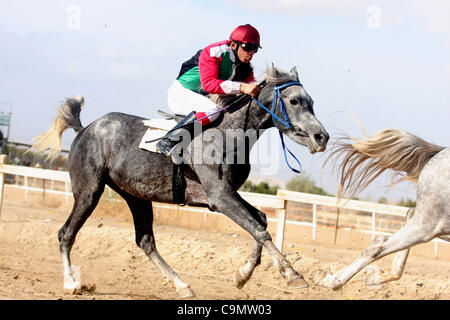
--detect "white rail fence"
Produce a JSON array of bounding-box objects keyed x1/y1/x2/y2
[{"x1": 0, "y1": 156, "x2": 447, "y2": 259}]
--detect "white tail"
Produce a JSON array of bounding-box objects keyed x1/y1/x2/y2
[
  {"x1": 327, "y1": 128, "x2": 444, "y2": 198},
  {"x1": 27, "y1": 95, "x2": 85, "y2": 162}
]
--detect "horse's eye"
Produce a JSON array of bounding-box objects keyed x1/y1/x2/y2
[{"x1": 290, "y1": 99, "x2": 298, "y2": 105}]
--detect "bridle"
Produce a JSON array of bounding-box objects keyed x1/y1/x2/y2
[
  {"x1": 252, "y1": 80, "x2": 303, "y2": 173},
  {"x1": 252, "y1": 81, "x2": 301, "y2": 129}
]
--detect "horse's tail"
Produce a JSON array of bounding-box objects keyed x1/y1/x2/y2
[
  {"x1": 327, "y1": 128, "x2": 444, "y2": 198},
  {"x1": 27, "y1": 95, "x2": 85, "y2": 161}
]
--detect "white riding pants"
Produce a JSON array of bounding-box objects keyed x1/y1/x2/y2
[{"x1": 167, "y1": 80, "x2": 220, "y2": 125}]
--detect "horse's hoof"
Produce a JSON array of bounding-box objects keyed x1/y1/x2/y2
[
  {"x1": 177, "y1": 286, "x2": 196, "y2": 299},
  {"x1": 366, "y1": 272, "x2": 387, "y2": 288},
  {"x1": 365, "y1": 266, "x2": 385, "y2": 287},
  {"x1": 233, "y1": 271, "x2": 248, "y2": 289},
  {"x1": 318, "y1": 272, "x2": 333, "y2": 288},
  {"x1": 287, "y1": 276, "x2": 309, "y2": 289},
  {"x1": 318, "y1": 273, "x2": 341, "y2": 290},
  {"x1": 366, "y1": 276, "x2": 380, "y2": 287},
  {"x1": 63, "y1": 279, "x2": 81, "y2": 293}
]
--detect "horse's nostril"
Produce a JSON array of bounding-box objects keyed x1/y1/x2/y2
[{"x1": 314, "y1": 133, "x2": 328, "y2": 146}]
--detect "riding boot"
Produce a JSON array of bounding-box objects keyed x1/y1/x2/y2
[{"x1": 156, "y1": 111, "x2": 197, "y2": 159}]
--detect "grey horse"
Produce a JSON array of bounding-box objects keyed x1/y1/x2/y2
[
  {"x1": 320, "y1": 128, "x2": 449, "y2": 290},
  {"x1": 29, "y1": 65, "x2": 329, "y2": 297}
]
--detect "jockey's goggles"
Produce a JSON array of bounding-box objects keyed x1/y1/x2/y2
[{"x1": 238, "y1": 42, "x2": 259, "y2": 53}]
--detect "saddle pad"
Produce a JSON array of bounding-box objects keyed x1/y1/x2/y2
[{"x1": 139, "y1": 119, "x2": 177, "y2": 152}]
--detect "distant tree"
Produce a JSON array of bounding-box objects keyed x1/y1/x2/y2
[
  {"x1": 240, "y1": 180, "x2": 278, "y2": 195},
  {"x1": 254, "y1": 182, "x2": 278, "y2": 195},
  {"x1": 286, "y1": 174, "x2": 331, "y2": 196},
  {"x1": 378, "y1": 197, "x2": 388, "y2": 204},
  {"x1": 397, "y1": 198, "x2": 416, "y2": 208},
  {"x1": 241, "y1": 181, "x2": 255, "y2": 193}
]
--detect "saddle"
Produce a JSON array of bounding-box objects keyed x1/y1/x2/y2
[
  {"x1": 139, "y1": 110, "x2": 188, "y2": 205},
  {"x1": 157, "y1": 110, "x2": 186, "y2": 123},
  {"x1": 138, "y1": 110, "x2": 183, "y2": 153}
]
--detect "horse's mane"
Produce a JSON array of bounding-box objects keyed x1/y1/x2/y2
[{"x1": 208, "y1": 64, "x2": 297, "y2": 108}]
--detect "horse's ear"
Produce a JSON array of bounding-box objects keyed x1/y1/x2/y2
[
  {"x1": 290, "y1": 66, "x2": 299, "y2": 81},
  {"x1": 271, "y1": 63, "x2": 285, "y2": 79},
  {"x1": 269, "y1": 62, "x2": 276, "y2": 77}
]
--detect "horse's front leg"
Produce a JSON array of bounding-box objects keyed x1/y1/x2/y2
[
  {"x1": 234, "y1": 241, "x2": 262, "y2": 289},
  {"x1": 207, "y1": 189, "x2": 308, "y2": 289},
  {"x1": 232, "y1": 200, "x2": 265, "y2": 289}
]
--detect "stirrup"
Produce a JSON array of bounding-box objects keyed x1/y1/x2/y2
[
  {"x1": 155, "y1": 138, "x2": 177, "y2": 157},
  {"x1": 156, "y1": 142, "x2": 183, "y2": 165},
  {"x1": 155, "y1": 111, "x2": 197, "y2": 162}
]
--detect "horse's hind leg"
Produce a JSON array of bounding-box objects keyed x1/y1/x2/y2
[
  {"x1": 58, "y1": 176, "x2": 105, "y2": 290},
  {"x1": 377, "y1": 234, "x2": 450, "y2": 285},
  {"x1": 366, "y1": 248, "x2": 410, "y2": 286},
  {"x1": 319, "y1": 208, "x2": 438, "y2": 290},
  {"x1": 123, "y1": 194, "x2": 195, "y2": 298},
  {"x1": 366, "y1": 208, "x2": 414, "y2": 286}
]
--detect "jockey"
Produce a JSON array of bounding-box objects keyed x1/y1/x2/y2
[{"x1": 156, "y1": 24, "x2": 262, "y2": 159}]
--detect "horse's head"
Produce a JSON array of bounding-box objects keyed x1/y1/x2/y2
[{"x1": 264, "y1": 65, "x2": 329, "y2": 153}]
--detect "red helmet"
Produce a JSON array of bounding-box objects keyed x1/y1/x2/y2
[{"x1": 229, "y1": 24, "x2": 261, "y2": 47}]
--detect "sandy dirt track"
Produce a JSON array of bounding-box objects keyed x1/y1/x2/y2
[{"x1": 0, "y1": 192, "x2": 449, "y2": 300}]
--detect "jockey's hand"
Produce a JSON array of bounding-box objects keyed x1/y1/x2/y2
[{"x1": 240, "y1": 82, "x2": 261, "y2": 97}]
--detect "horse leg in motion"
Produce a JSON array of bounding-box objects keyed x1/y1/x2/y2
[
  {"x1": 233, "y1": 202, "x2": 266, "y2": 288},
  {"x1": 365, "y1": 208, "x2": 414, "y2": 286},
  {"x1": 365, "y1": 214, "x2": 450, "y2": 286},
  {"x1": 227, "y1": 196, "x2": 307, "y2": 288},
  {"x1": 58, "y1": 165, "x2": 106, "y2": 290},
  {"x1": 319, "y1": 204, "x2": 442, "y2": 290},
  {"x1": 197, "y1": 170, "x2": 308, "y2": 289},
  {"x1": 366, "y1": 247, "x2": 411, "y2": 287},
  {"x1": 121, "y1": 192, "x2": 194, "y2": 298},
  {"x1": 234, "y1": 241, "x2": 263, "y2": 289}
]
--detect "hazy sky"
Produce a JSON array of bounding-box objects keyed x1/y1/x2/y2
[{"x1": 1, "y1": 0, "x2": 449, "y2": 202}]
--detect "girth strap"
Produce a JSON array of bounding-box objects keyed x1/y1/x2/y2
[{"x1": 172, "y1": 164, "x2": 186, "y2": 205}]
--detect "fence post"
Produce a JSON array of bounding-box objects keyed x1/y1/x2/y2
[
  {"x1": 24, "y1": 176, "x2": 28, "y2": 201},
  {"x1": 0, "y1": 155, "x2": 6, "y2": 220},
  {"x1": 42, "y1": 177, "x2": 46, "y2": 200},
  {"x1": 312, "y1": 203, "x2": 317, "y2": 241},
  {"x1": 275, "y1": 200, "x2": 287, "y2": 252},
  {"x1": 371, "y1": 212, "x2": 376, "y2": 239}
]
